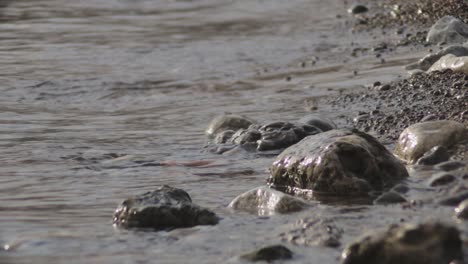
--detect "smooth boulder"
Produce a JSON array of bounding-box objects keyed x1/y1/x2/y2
[
  {"x1": 113, "y1": 185, "x2": 219, "y2": 230},
  {"x1": 428, "y1": 54, "x2": 468, "y2": 74},
  {"x1": 406, "y1": 45, "x2": 468, "y2": 71},
  {"x1": 426, "y1": 16, "x2": 468, "y2": 44},
  {"x1": 341, "y1": 222, "x2": 463, "y2": 264},
  {"x1": 395, "y1": 121, "x2": 466, "y2": 164},
  {"x1": 269, "y1": 129, "x2": 408, "y2": 196},
  {"x1": 228, "y1": 186, "x2": 309, "y2": 215}
]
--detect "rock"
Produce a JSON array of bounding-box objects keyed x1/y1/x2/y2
[
  {"x1": 428, "y1": 54, "x2": 468, "y2": 74},
  {"x1": 426, "y1": 16, "x2": 468, "y2": 44},
  {"x1": 240, "y1": 245, "x2": 293, "y2": 262},
  {"x1": 298, "y1": 114, "x2": 337, "y2": 132},
  {"x1": 228, "y1": 186, "x2": 309, "y2": 215},
  {"x1": 406, "y1": 45, "x2": 468, "y2": 71},
  {"x1": 394, "y1": 121, "x2": 466, "y2": 164},
  {"x1": 206, "y1": 114, "x2": 254, "y2": 137},
  {"x1": 416, "y1": 146, "x2": 450, "y2": 165},
  {"x1": 454, "y1": 199, "x2": 468, "y2": 219},
  {"x1": 429, "y1": 173, "x2": 456, "y2": 187},
  {"x1": 341, "y1": 222, "x2": 463, "y2": 264},
  {"x1": 255, "y1": 122, "x2": 322, "y2": 151},
  {"x1": 391, "y1": 184, "x2": 409, "y2": 194},
  {"x1": 113, "y1": 185, "x2": 219, "y2": 229},
  {"x1": 348, "y1": 4, "x2": 368, "y2": 14},
  {"x1": 436, "y1": 161, "x2": 467, "y2": 172},
  {"x1": 438, "y1": 191, "x2": 468, "y2": 206},
  {"x1": 269, "y1": 129, "x2": 408, "y2": 196},
  {"x1": 374, "y1": 191, "x2": 407, "y2": 205},
  {"x1": 280, "y1": 218, "x2": 343, "y2": 248},
  {"x1": 211, "y1": 121, "x2": 322, "y2": 153}
]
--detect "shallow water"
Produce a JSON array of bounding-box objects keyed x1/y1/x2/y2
[{"x1": 0, "y1": 1, "x2": 452, "y2": 263}]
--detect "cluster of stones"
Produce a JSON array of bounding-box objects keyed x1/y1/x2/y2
[{"x1": 205, "y1": 114, "x2": 335, "y2": 153}]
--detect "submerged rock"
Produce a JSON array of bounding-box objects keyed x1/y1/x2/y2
[
  {"x1": 374, "y1": 191, "x2": 407, "y2": 205},
  {"x1": 426, "y1": 16, "x2": 468, "y2": 44},
  {"x1": 436, "y1": 160, "x2": 467, "y2": 172},
  {"x1": 240, "y1": 245, "x2": 293, "y2": 262},
  {"x1": 206, "y1": 114, "x2": 254, "y2": 137},
  {"x1": 208, "y1": 119, "x2": 322, "y2": 153},
  {"x1": 269, "y1": 129, "x2": 408, "y2": 196},
  {"x1": 298, "y1": 114, "x2": 337, "y2": 132},
  {"x1": 395, "y1": 120, "x2": 466, "y2": 164},
  {"x1": 113, "y1": 185, "x2": 219, "y2": 230},
  {"x1": 280, "y1": 218, "x2": 343, "y2": 248},
  {"x1": 341, "y1": 222, "x2": 463, "y2": 264},
  {"x1": 228, "y1": 186, "x2": 309, "y2": 215},
  {"x1": 429, "y1": 173, "x2": 456, "y2": 187},
  {"x1": 416, "y1": 146, "x2": 450, "y2": 165}
]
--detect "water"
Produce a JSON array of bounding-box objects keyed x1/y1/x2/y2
[{"x1": 0, "y1": 1, "x2": 441, "y2": 263}]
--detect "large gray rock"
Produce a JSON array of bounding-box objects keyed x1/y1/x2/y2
[
  {"x1": 206, "y1": 114, "x2": 255, "y2": 137},
  {"x1": 228, "y1": 186, "x2": 309, "y2": 215},
  {"x1": 341, "y1": 222, "x2": 463, "y2": 264},
  {"x1": 113, "y1": 185, "x2": 219, "y2": 230},
  {"x1": 269, "y1": 129, "x2": 408, "y2": 196},
  {"x1": 406, "y1": 45, "x2": 468, "y2": 71},
  {"x1": 426, "y1": 16, "x2": 468, "y2": 44},
  {"x1": 395, "y1": 121, "x2": 466, "y2": 164}
]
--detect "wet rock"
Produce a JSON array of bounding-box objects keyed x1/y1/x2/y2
[
  {"x1": 341, "y1": 222, "x2": 463, "y2": 264},
  {"x1": 255, "y1": 122, "x2": 322, "y2": 151},
  {"x1": 438, "y1": 191, "x2": 468, "y2": 206},
  {"x1": 113, "y1": 185, "x2": 219, "y2": 229},
  {"x1": 348, "y1": 4, "x2": 368, "y2": 14},
  {"x1": 269, "y1": 129, "x2": 408, "y2": 196},
  {"x1": 213, "y1": 130, "x2": 235, "y2": 144},
  {"x1": 454, "y1": 199, "x2": 468, "y2": 219},
  {"x1": 374, "y1": 191, "x2": 407, "y2": 205},
  {"x1": 429, "y1": 173, "x2": 456, "y2": 187},
  {"x1": 406, "y1": 45, "x2": 468, "y2": 71},
  {"x1": 240, "y1": 245, "x2": 293, "y2": 262},
  {"x1": 391, "y1": 184, "x2": 409, "y2": 194},
  {"x1": 426, "y1": 16, "x2": 468, "y2": 44},
  {"x1": 280, "y1": 218, "x2": 343, "y2": 248},
  {"x1": 436, "y1": 160, "x2": 467, "y2": 171},
  {"x1": 416, "y1": 146, "x2": 450, "y2": 165},
  {"x1": 206, "y1": 114, "x2": 254, "y2": 137},
  {"x1": 394, "y1": 120, "x2": 466, "y2": 164},
  {"x1": 298, "y1": 114, "x2": 336, "y2": 132},
  {"x1": 428, "y1": 54, "x2": 468, "y2": 74},
  {"x1": 228, "y1": 186, "x2": 309, "y2": 215}
]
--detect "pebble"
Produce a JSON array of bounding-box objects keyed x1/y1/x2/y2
[
  {"x1": 454, "y1": 199, "x2": 468, "y2": 219},
  {"x1": 348, "y1": 4, "x2": 368, "y2": 14}
]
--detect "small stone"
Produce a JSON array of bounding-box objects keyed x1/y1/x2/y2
[
  {"x1": 429, "y1": 173, "x2": 456, "y2": 187},
  {"x1": 348, "y1": 4, "x2": 368, "y2": 14},
  {"x1": 374, "y1": 191, "x2": 407, "y2": 204},
  {"x1": 377, "y1": 84, "x2": 391, "y2": 91},
  {"x1": 416, "y1": 146, "x2": 450, "y2": 165},
  {"x1": 436, "y1": 161, "x2": 466, "y2": 171},
  {"x1": 298, "y1": 114, "x2": 336, "y2": 132},
  {"x1": 454, "y1": 199, "x2": 468, "y2": 219},
  {"x1": 241, "y1": 245, "x2": 293, "y2": 262}
]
